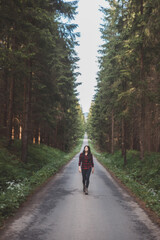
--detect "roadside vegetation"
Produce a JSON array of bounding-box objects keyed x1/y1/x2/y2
[
  {"x1": 90, "y1": 141, "x2": 160, "y2": 218},
  {"x1": 87, "y1": 0, "x2": 160, "y2": 222},
  {"x1": 0, "y1": 138, "x2": 83, "y2": 228}
]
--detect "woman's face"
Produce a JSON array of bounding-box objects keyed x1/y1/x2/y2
[{"x1": 84, "y1": 146, "x2": 88, "y2": 152}]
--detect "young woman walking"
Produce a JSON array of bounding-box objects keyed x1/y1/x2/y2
[{"x1": 78, "y1": 145, "x2": 94, "y2": 195}]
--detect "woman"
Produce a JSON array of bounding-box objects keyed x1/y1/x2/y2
[{"x1": 78, "y1": 145, "x2": 94, "y2": 195}]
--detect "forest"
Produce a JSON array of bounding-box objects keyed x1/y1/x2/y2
[
  {"x1": 0, "y1": 0, "x2": 85, "y2": 163},
  {"x1": 87, "y1": 0, "x2": 160, "y2": 163},
  {"x1": 0, "y1": 0, "x2": 160, "y2": 226}
]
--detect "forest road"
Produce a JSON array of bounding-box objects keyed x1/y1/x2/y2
[{"x1": 0, "y1": 135, "x2": 160, "y2": 240}]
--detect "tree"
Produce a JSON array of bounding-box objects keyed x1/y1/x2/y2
[
  {"x1": 0, "y1": 0, "x2": 83, "y2": 162},
  {"x1": 88, "y1": 0, "x2": 160, "y2": 161}
]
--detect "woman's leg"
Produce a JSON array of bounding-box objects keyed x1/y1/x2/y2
[
  {"x1": 82, "y1": 169, "x2": 87, "y2": 186},
  {"x1": 86, "y1": 168, "x2": 92, "y2": 188}
]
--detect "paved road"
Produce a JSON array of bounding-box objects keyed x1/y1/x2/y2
[{"x1": 0, "y1": 136, "x2": 160, "y2": 240}]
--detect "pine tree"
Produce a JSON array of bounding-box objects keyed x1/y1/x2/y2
[
  {"x1": 88, "y1": 0, "x2": 160, "y2": 160},
  {"x1": 0, "y1": 0, "x2": 83, "y2": 162}
]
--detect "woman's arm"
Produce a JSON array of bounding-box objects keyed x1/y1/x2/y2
[
  {"x1": 78, "y1": 154, "x2": 82, "y2": 172},
  {"x1": 91, "y1": 154, "x2": 94, "y2": 173}
]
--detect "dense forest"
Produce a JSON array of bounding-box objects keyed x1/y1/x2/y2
[
  {"x1": 0, "y1": 0, "x2": 85, "y2": 163},
  {"x1": 87, "y1": 0, "x2": 160, "y2": 162}
]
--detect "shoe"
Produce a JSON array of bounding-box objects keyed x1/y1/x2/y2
[
  {"x1": 85, "y1": 188, "x2": 88, "y2": 195},
  {"x1": 83, "y1": 184, "x2": 85, "y2": 192}
]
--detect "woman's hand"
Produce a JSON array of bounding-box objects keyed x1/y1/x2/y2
[
  {"x1": 78, "y1": 166, "x2": 81, "y2": 173},
  {"x1": 92, "y1": 167, "x2": 94, "y2": 174}
]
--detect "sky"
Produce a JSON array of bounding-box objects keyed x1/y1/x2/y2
[{"x1": 75, "y1": 0, "x2": 107, "y2": 113}]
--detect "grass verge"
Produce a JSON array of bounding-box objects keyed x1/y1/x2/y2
[
  {"x1": 0, "y1": 138, "x2": 83, "y2": 228},
  {"x1": 90, "y1": 141, "x2": 160, "y2": 220}
]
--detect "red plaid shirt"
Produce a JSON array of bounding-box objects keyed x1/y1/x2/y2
[{"x1": 79, "y1": 153, "x2": 94, "y2": 169}]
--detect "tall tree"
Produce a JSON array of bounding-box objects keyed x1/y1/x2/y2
[
  {"x1": 0, "y1": 0, "x2": 83, "y2": 162},
  {"x1": 88, "y1": 0, "x2": 160, "y2": 160}
]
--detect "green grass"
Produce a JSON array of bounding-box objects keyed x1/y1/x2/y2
[
  {"x1": 90, "y1": 141, "x2": 160, "y2": 217},
  {"x1": 0, "y1": 138, "x2": 83, "y2": 227}
]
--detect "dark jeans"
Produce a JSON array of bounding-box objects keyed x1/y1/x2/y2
[{"x1": 82, "y1": 168, "x2": 92, "y2": 188}]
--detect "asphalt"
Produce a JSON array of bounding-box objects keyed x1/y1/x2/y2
[{"x1": 0, "y1": 135, "x2": 160, "y2": 240}]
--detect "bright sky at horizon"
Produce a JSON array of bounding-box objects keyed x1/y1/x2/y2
[{"x1": 75, "y1": 0, "x2": 107, "y2": 113}]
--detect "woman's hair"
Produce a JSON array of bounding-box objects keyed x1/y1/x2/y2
[{"x1": 83, "y1": 145, "x2": 91, "y2": 155}]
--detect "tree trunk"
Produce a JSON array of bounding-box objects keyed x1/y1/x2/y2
[
  {"x1": 7, "y1": 75, "x2": 14, "y2": 146},
  {"x1": 111, "y1": 110, "x2": 114, "y2": 154},
  {"x1": 139, "y1": 54, "x2": 145, "y2": 160},
  {"x1": 3, "y1": 36, "x2": 10, "y2": 132},
  {"x1": 34, "y1": 126, "x2": 39, "y2": 144},
  {"x1": 139, "y1": 0, "x2": 145, "y2": 160},
  {"x1": 21, "y1": 60, "x2": 32, "y2": 163},
  {"x1": 0, "y1": 69, "x2": 9, "y2": 139},
  {"x1": 122, "y1": 117, "x2": 127, "y2": 166},
  {"x1": 130, "y1": 116, "x2": 134, "y2": 150}
]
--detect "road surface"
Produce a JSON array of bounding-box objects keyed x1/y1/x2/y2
[{"x1": 0, "y1": 135, "x2": 160, "y2": 240}]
